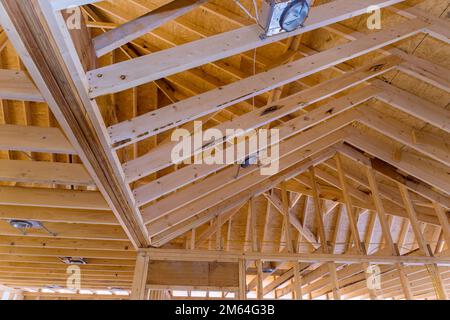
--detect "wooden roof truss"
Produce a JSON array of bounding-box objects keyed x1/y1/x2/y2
[{"x1": 0, "y1": 0, "x2": 448, "y2": 300}]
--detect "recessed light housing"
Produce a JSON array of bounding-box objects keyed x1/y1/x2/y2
[
  {"x1": 60, "y1": 257, "x2": 88, "y2": 265},
  {"x1": 8, "y1": 219, "x2": 57, "y2": 236},
  {"x1": 9, "y1": 219, "x2": 40, "y2": 230}
]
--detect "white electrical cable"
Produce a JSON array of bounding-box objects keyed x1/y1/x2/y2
[{"x1": 234, "y1": 0, "x2": 259, "y2": 23}]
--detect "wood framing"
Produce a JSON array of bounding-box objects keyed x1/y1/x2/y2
[
  {"x1": 0, "y1": 0, "x2": 149, "y2": 248},
  {"x1": 0, "y1": 0, "x2": 448, "y2": 300}
]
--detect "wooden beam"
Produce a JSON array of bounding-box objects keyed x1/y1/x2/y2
[
  {"x1": 366, "y1": 166, "x2": 414, "y2": 299},
  {"x1": 0, "y1": 221, "x2": 127, "y2": 241},
  {"x1": 48, "y1": 0, "x2": 102, "y2": 10},
  {"x1": 389, "y1": 3, "x2": 450, "y2": 43},
  {"x1": 373, "y1": 80, "x2": 450, "y2": 134},
  {"x1": 93, "y1": 0, "x2": 207, "y2": 57},
  {"x1": 149, "y1": 149, "x2": 337, "y2": 247},
  {"x1": 124, "y1": 72, "x2": 387, "y2": 183},
  {"x1": 0, "y1": 254, "x2": 135, "y2": 266},
  {"x1": 286, "y1": 175, "x2": 440, "y2": 227},
  {"x1": 292, "y1": 264, "x2": 303, "y2": 300},
  {"x1": 366, "y1": 168, "x2": 397, "y2": 255},
  {"x1": 238, "y1": 259, "x2": 246, "y2": 300},
  {"x1": 0, "y1": 246, "x2": 136, "y2": 260},
  {"x1": 249, "y1": 197, "x2": 259, "y2": 253},
  {"x1": 335, "y1": 154, "x2": 363, "y2": 252},
  {"x1": 147, "y1": 260, "x2": 239, "y2": 290},
  {"x1": 145, "y1": 134, "x2": 345, "y2": 237},
  {"x1": 0, "y1": 235, "x2": 130, "y2": 251},
  {"x1": 393, "y1": 245, "x2": 414, "y2": 300},
  {"x1": 434, "y1": 203, "x2": 450, "y2": 247},
  {"x1": 243, "y1": 201, "x2": 253, "y2": 253},
  {"x1": 87, "y1": 0, "x2": 409, "y2": 97},
  {"x1": 141, "y1": 248, "x2": 450, "y2": 266},
  {"x1": 141, "y1": 110, "x2": 355, "y2": 222},
  {"x1": 0, "y1": 186, "x2": 108, "y2": 210},
  {"x1": 321, "y1": 156, "x2": 429, "y2": 208},
  {"x1": 0, "y1": 279, "x2": 130, "y2": 290},
  {"x1": 150, "y1": 199, "x2": 249, "y2": 249},
  {"x1": 23, "y1": 292, "x2": 129, "y2": 300},
  {"x1": 357, "y1": 107, "x2": 450, "y2": 167},
  {"x1": 398, "y1": 185, "x2": 448, "y2": 300},
  {"x1": 0, "y1": 124, "x2": 76, "y2": 154},
  {"x1": 0, "y1": 265, "x2": 126, "y2": 282},
  {"x1": 130, "y1": 252, "x2": 150, "y2": 300},
  {"x1": 264, "y1": 193, "x2": 319, "y2": 249},
  {"x1": 0, "y1": 0, "x2": 150, "y2": 247},
  {"x1": 344, "y1": 127, "x2": 450, "y2": 195},
  {"x1": 87, "y1": 1, "x2": 261, "y2": 110},
  {"x1": 108, "y1": 24, "x2": 407, "y2": 147},
  {"x1": 281, "y1": 182, "x2": 294, "y2": 254},
  {"x1": 263, "y1": 266, "x2": 300, "y2": 297},
  {"x1": 324, "y1": 21, "x2": 450, "y2": 92},
  {"x1": 309, "y1": 166, "x2": 341, "y2": 300},
  {"x1": 0, "y1": 160, "x2": 93, "y2": 186},
  {"x1": 0, "y1": 69, "x2": 44, "y2": 102},
  {"x1": 256, "y1": 259, "x2": 264, "y2": 300},
  {"x1": 195, "y1": 206, "x2": 243, "y2": 247},
  {"x1": 0, "y1": 262, "x2": 133, "y2": 275},
  {"x1": 335, "y1": 154, "x2": 379, "y2": 299},
  {"x1": 0, "y1": 205, "x2": 116, "y2": 225},
  {"x1": 133, "y1": 57, "x2": 390, "y2": 200},
  {"x1": 312, "y1": 164, "x2": 424, "y2": 217},
  {"x1": 0, "y1": 28, "x2": 8, "y2": 52},
  {"x1": 337, "y1": 144, "x2": 450, "y2": 209}
]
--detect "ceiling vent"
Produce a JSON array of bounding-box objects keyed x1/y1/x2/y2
[
  {"x1": 60, "y1": 257, "x2": 88, "y2": 265},
  {"x1": 259, "y1": 0, "x2": 311, "y2": 38}
]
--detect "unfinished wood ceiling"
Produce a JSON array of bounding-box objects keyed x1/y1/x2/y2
[{"x1": 0, "y1": 0, "x2": 449, "y2": 300}]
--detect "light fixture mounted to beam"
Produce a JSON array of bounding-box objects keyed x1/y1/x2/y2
[
  {"x1": 60, "y1": 257, "x2": 88, "y2": 265},
  {"x1": 235, "y1": 154, "x2": 260, "y2": 179},
  {"x1": 8, "y1": 219, "x2": 57, "y2": 236},
  {"x1": 259, "y1": 0, "x2": 311, "y2": 38},
  {"x1": 45, "y1": 285, "x2": 63, "y2": 290}
]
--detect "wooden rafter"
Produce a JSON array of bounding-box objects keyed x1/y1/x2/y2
[
  {"x1": 86, "y1": 0, "x2": 408, "y2": 97},
  {"x1": 93, "y1": 0, "x2": 207, "y2": 57},
  {"x1": 0, "y1": 0, "x2": 149, "y2": 248},
  {"x1": 140, "y1": 248, "x2": 450, "y2": 266},
  {"x1": 0, "y1": 0, "x2": 448, "y2": 300}
]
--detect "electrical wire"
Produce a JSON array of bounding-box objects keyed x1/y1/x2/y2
[{"x1": 232, "y1": 0, "x2": 259, "y2": 172}]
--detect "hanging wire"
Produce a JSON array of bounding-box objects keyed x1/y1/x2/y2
[
  {"x1": 231, "y1": 0, "x2": 260, "y2": 175},
  {"x1": 233, "y1": 0, "x2": 259, "y2": 110},
  {"x1": 234, "y1": 0, "x2": 260, "y2": 24},
  {"x1": 231, "y1": 1, "x2": 261, "y2": 111},
  {"x1": 41, "y1": 223, "x2": 58, "y2": 237}
]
